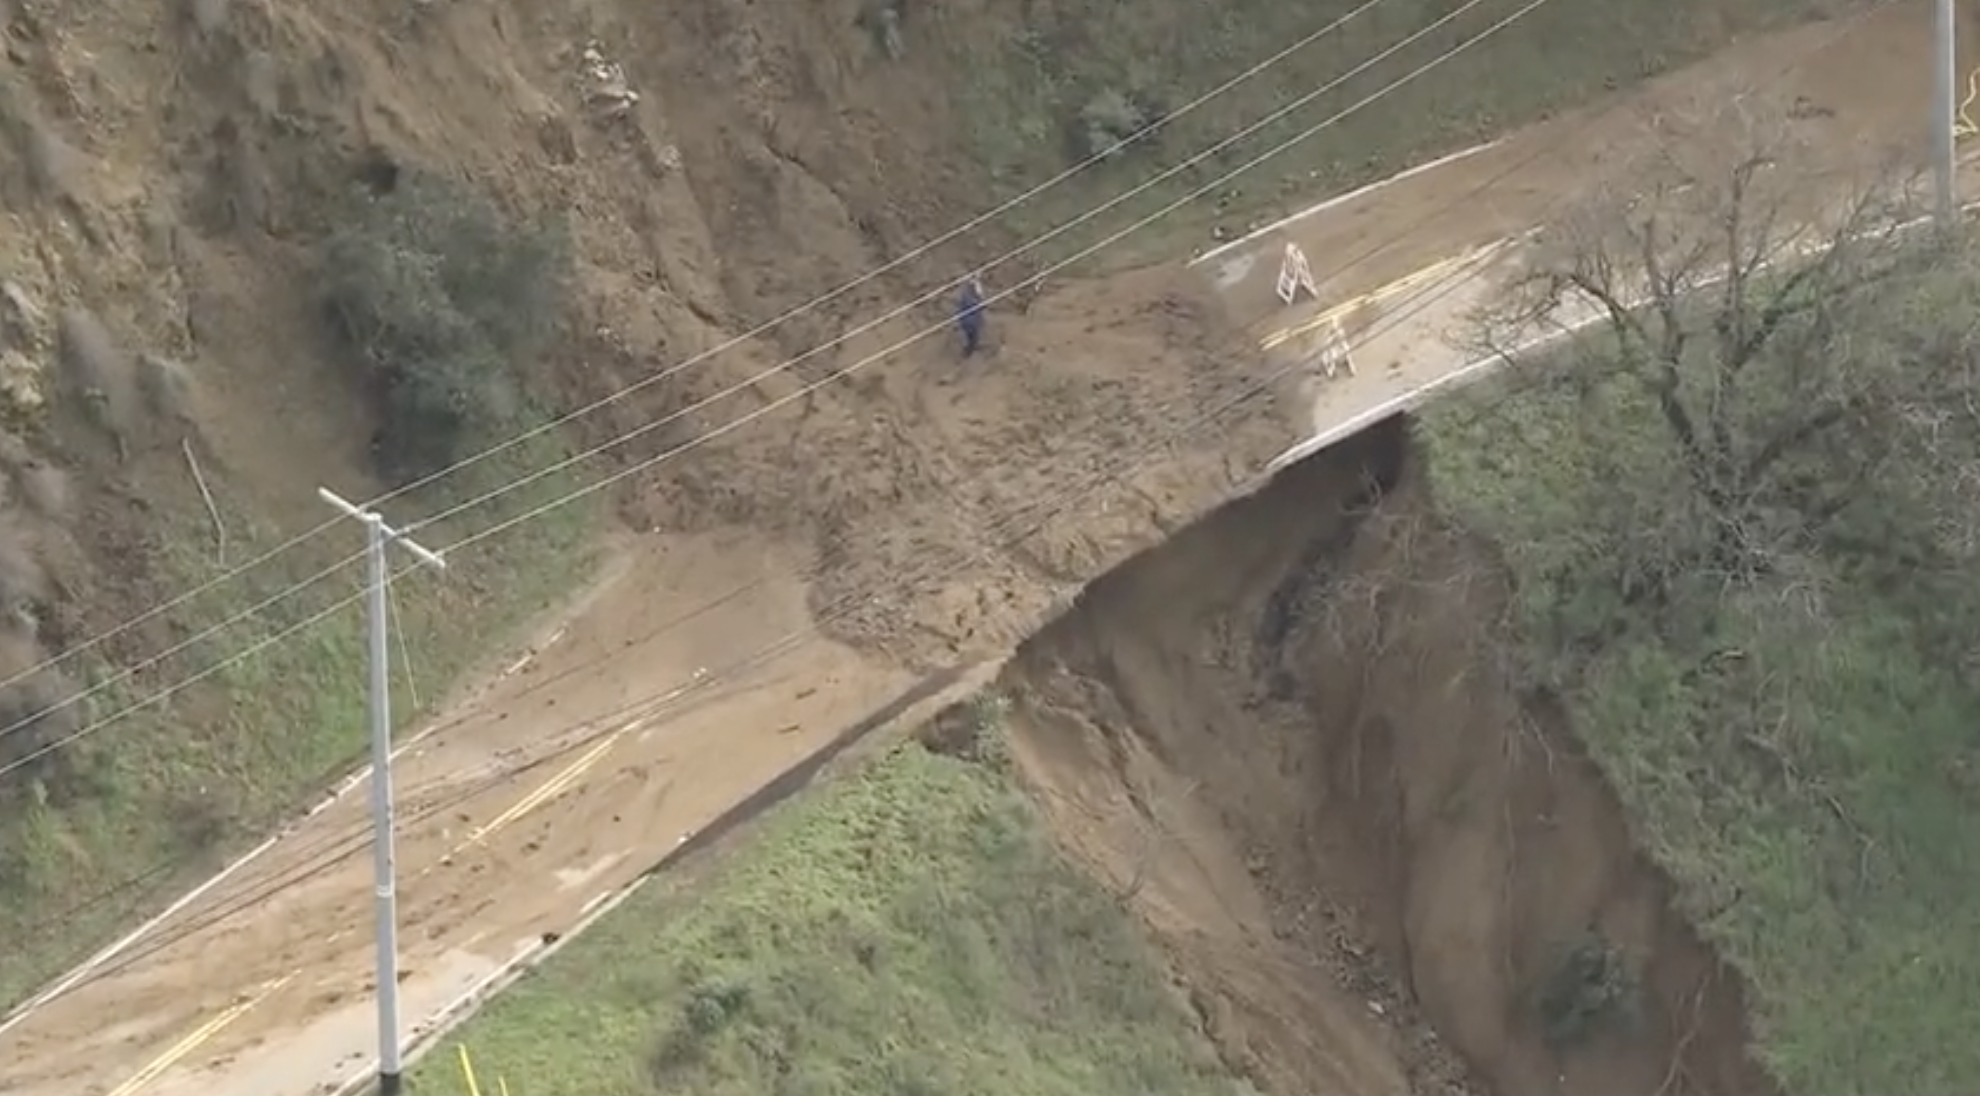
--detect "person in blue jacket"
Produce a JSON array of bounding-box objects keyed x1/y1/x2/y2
[{"x1": 955, "y1": 275, "x2": 986, "y2": 357}]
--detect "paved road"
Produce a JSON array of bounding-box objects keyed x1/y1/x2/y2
[
  {"x1": 0, "y1": 7, "x2": 1967, "y2": 1096},
  {"x1": 1196, "y1": 7, "x2": 1958, "y2": 471},
  {"x1": 0, "y1": 532, "x2": 938, "y2": 1096}
]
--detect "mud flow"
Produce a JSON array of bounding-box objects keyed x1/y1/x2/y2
[{"x1": 937, "y1": 418, "x2": 1778, "y2": 1096}]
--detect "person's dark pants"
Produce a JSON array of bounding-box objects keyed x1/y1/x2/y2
[{"x1": 959, "y1": 315, "x2": 983, "y2": 357}]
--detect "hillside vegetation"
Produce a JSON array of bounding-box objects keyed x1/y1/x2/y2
[
  {"x1": 935, "y1": 0, "x2": 1818, "y2": 259},
  {"x1": 410, "y1": 739, "x2": 1250, "y2": 1096},
  {"x1": 0, "y1": 0, "x2": 1831, "y2": 1011},
  {"x1": 1425, "y1": 124, "x2": 1980, "y2": 1094},
  {"x1": 0, "y1": 164, "x2": 594, "y2": 1004}
]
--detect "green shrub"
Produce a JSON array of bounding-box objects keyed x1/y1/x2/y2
[
  {"x1": 318, "y1": 174, "x2": 567, "y2": 484},
  {"x1": 1077, "y1": 89, "x2": 1150, "y2": 160},
  {"x1": 1535, "y1": 931, "x2": 1637, "y2": 1048}
]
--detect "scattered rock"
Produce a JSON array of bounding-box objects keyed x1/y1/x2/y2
[
  {"x1": 0, "y1": 351, "x2": 45, "y2": 417},
  {"x1": 636, "y1": 139, "x2": 682, "y2": 180},
  {"x1": 537, "y1": 114, "x2": 579, "y2": 166},
  {"x1": 0, "y1": 525, "x2": 49, "y2": 622},
  {"x1": 0, "y1": 430, "x2": 32, "y2": 469},
  {"x1": 141, "y1": 201, "x2": 184, "y2": 268},
  {"x1": 0, "y1": 284, "x2": 48, "y2": 419},
  {"x1": 242, "y1": 51, "x2": 283, "y2": 118},
  {"x1": 580, "y1": 42, "x2": 640, "y2": 119},
  {"x1": 0, "y1": 280, "x2": 46, "y2": 350}
]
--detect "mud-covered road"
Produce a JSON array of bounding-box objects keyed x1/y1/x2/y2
[{"x1": 0, "y1": 7, "x2": 1965, "y2": 1095}]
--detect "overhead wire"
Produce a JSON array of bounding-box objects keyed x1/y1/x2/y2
[
  {"x1": 0, "y1": 0, "x2": 1512, "y2": 744},
  {"x1": 0, "y1": 0, "x2": 1526, "y2": 760},
  {"x1": 13, "y1": 0, "x2": 1893, "y2": 1021},
  {"x1": 14, "y1": 237, "x2": 1490, "y2": 1006},
  {"x1": 14, "y1": 0, "x2": 1628, "y2": 1000},
  {"x1": 0, "y1": 0, "x2": 1412, "y2": 703},
  {"x1": 408, "y1": 0, "x2": 1503, "y2": 536}
]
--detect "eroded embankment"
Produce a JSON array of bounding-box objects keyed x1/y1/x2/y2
[{"x1": 977, "y1": 418, "x2": 1784, "y2": 1096}]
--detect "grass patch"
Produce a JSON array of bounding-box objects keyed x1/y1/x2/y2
[
  {"x1": 0, "y1": 170, "x2": 590, "y2": 1008},
  {"x1": 0, "y1": 439, "x2": 596, "y2": 1007},
  {"x1": 927, "y1": 0, "x2": 1827, "y2": 266},
  {"x1": 1422, "y1": 339, "x2": 1980, "y2": 1096},
  {"x1": 410, "y1": 742, "x2": 1250, "y2": 1096}
]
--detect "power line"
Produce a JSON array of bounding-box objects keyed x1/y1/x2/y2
[
  {"x1": 412, "y1": 0, "x2": 1507, "y2": 535},
  {"x1": 0, "y1": 0, "x2": 1412, "y2": 705},
  {"x1": 0, "y1": 0, "x2": 1526, "y2": 758},
  {"x1": 0, "y1": 0, "x2": 1484, "y2": 741},
  {"x1": 13, "y1": 82, "x2": 1645, "y2": 1023},
  {"x1": 8, "y1": 6, "x2": 1893, "y2": 1003},
  {"x1": 11, "y1": 252, "x2": 1450, "y2": 1006},
  {"x1": 32, "y1": 0, "x2": 1900, "y2": 1021}
]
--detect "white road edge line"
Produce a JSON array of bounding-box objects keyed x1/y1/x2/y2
[
  {"x1": 9, "y1": 660, "x2": 713, "y2": 1041},
  {"x1": 1263, "y1": 199, "x2": 1980, "y2": 475},
  {"x1": 0, "y1": 688, "x2": 517, "y2": 1033},
  {"x1": 1190, "y1": 139, "x2": 1504, "y2": 267},
  {"x1": 4, "y1": 139, "x2": 1510, "y2": 1044},
  {"x1": 1263, "y1": 319, "x2": 1586, "y2": 475},
  {"x1": 16, "y1": 145, "x2": 1975, "y2": 1071},
  {"x1": 326, "y1": 876, "x2": 651, "y2": 1096},
  {"x1": 3, "y1": 611, "x2": 597, "y2": 1029},
  {"x1": 312, "y1": 666, "x2": 987, "y2": 1096}
]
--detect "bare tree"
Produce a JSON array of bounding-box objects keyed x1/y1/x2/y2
[{"x1": 1464, "y1": 100, "x2": 1980, "y2": 616}]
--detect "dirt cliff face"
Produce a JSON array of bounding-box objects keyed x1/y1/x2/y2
[
  {"x1": 0, "y1": 0, "x2": 1289, "y2": 658},
  {"x1": 0, "y1": 0, "x2": 1853, "y2": 1068},
  {"x1": 1001, "y1": 420, "x2": 1781, "y2": 1096},
  {"x1": 0, "y1": 0, "x2": 977, "y2": 523},
  {"x1": 0, "y1": 0, "x2": 1295, "y2": 997}
]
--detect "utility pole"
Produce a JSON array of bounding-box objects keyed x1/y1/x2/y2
[
  {"x1": 1937, "y1": 0, "x2": 1958, "y2": 226},
  {"x1": 317, "y1": 487, "x2": 445, "y2": 1096}
]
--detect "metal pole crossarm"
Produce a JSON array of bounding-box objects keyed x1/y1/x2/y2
[
  {"x1": 314, "y1": 486, "x2": 448, "y2": 1096},
  {"x1": 316, "y1": 487, "x2": 448, "y2": 571}
]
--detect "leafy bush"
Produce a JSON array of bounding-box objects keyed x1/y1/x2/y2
[
  {"x1": 417, "y1": 745, "x2": 1248, "y2": 1096},
  {"x1": 1077, "y1": 89, "x2": 1151, "y2": 159},
  {"x1": 1536, "y1": 932, "x2": 1637, "y2": 1048},
  {"x1": 1427, "y1": 120, "x2": 1980, "y2": 1094},
  {"x1": 318, "y1": 174, "x2": 567, "y2": 484}
]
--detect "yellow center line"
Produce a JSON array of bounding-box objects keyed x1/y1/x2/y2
[
  {"x1": 110, "y1": 722, "x2": 634, "y2": 1092},
  {"x1": 418, "y1": 726, "x2": 628, "y2": 879},
  {"x1": 105, "y1": 974, "x2": 295, "y2": 1096},
  {"x1": 1259, "y1": 237, "x2": 1516, "y2": 353}
]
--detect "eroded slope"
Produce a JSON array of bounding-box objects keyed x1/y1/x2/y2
[{"x1": 994, "y1": 420, "x2": 1777, "y2": 1096}]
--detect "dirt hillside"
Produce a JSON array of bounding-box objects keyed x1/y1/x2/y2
[
  {"x1": 0, "y1": 0, "x2": 1244, "y2": 631},
  {"x1": 992, "y1": 419, "x2": 1779, "y2": 1096},
  {"x1": 0, "y1": 0, "x2": 1305, "y2": 999},
  {"x1": 0, "y1": 0, "x2": 1853, "y2": 1080}
]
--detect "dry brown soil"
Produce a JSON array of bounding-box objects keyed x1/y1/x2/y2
[
  {"x1": 988, "y1": 15, "x2": 1973, "y2": 1096},
  {"x1": 0, "y1": 2, "x2": 1971, "y2": 1095},
  {"x1": 998, "y1": 421, "x2": 1776, "y2": 1096}
]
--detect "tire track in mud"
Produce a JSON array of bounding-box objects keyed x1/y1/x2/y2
[{"x1": 322, "y1": 661, "x2": 983, "y2": 1095}]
